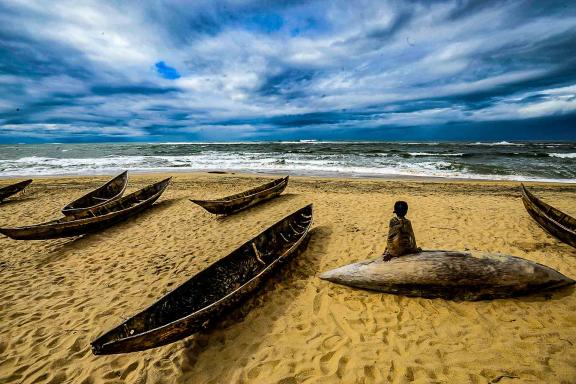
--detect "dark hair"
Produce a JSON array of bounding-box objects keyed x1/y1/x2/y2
[{"x1": 393, "y1": 201, "x2": 408, "y2": 217}]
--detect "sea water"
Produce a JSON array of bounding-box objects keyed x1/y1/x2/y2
[{"x1": 0, "y1": 141, "x2": 574, "y2": 183}]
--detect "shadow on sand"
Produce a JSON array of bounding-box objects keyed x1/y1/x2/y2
[
  {"x1": 0, "y1": 196, "x2": 37, "y2": 207},
  {"x1": 35, "y1": 199, "x2": 179, "y2": 265},
  {"x1": 514, "y1": 284, "x2": 575, "y2": 302},
  {"x1": 177, "y1": 226, "x2": 332, "y2": 376}
]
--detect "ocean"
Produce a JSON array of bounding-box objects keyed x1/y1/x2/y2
[{"x1": 0, "y1": 141, "x2": 575, "y2": 183}]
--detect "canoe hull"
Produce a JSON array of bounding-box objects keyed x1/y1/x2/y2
[
  {"x1": 521, "y1": 185, "x2": 576, "y2": 248},
  {"x1": 0, "y1": 178, "x2": 170, "y2": 240},
  {"x1": 94, "y1": 233, "x2": 310, "y2": 355},
  {"x1": 320, "y1": 251, "x2": 574, "y2": 301},
  {"x1": 62, "y1": 171, "x2": 128, "y2": 216},
  {"x1": 191, "y1": 176, "x2": 288, "y2": 215},
  {"x1": 0, "y1": 179, "x2": 32, "y2": 202},
  {"x1": 91, "y1": 204, "x2": 313, "y2": 355}
]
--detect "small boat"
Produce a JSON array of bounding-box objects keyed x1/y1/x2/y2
[
  {"x1": 0, "y1": 178, "x2": 171, "y2": 240},
  {"x1": 91, "y1": 204, "x2": 313, "y2": 355},
  {"x1": 62, "y1": 171, "x2": 128, "y2": 216},
  {"x1": 0, "y1": 179, "x2": 33, "y2": 202},
  {"x1": 190, "y1": 176, "x2": 289, "y2": 215},
  {"x1": 320, "y1": 250, "x2": 574, "y2": 301},
  {"x1": 521, "y1": 184, "x2": 576, "y2": 248}
]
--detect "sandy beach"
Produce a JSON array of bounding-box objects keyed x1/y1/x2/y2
[{"x1": 0, "y1": 173, "x2": 575, "y2": 384}]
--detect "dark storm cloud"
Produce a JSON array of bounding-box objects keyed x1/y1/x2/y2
[
  {"x1": 90, "y1": 84, "x2": 180, "y2": 96},
  {"x1": 0, "y1": 0, "x2": 575, "y2": 142}
]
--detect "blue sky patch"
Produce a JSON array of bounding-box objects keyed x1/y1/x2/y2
[{"x1": 155, "y1": 61, "x2": 181, "y2": 80}]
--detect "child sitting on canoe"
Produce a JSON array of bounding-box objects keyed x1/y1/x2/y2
[{"x1": 383, "y1": 201, "x2": 421, "y2": 261}]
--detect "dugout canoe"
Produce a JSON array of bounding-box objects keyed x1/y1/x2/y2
[
  {"x1": 62, "y1": 171, "x2": 128, "y2": 216},
  {"x1": 190, "y1": 176, "x2": 289, "y2": 215},
  {"x1": 521, "y1": 184, "x2": 576, "y2": 248},
  {"x1": 320, "y1": 250, "x2": 574, "y2": 301},
  {"x1": 91, "y1": 204, "x2": 313, "y2": 355},
  {"x1": 0, "y1": 179, "x2": 32, "y2": 202},
  {"x1": 0, "y1": 178, "x2": 171, "y2": 240}
]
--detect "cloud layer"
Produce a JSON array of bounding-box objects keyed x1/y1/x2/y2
[{"x1": 1, "y1": 0, "x2": 575, "y2": 142}]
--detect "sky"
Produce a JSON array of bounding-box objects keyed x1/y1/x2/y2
[{"x1": 0, "y1": 0, "x2": 575, "y2": 143}]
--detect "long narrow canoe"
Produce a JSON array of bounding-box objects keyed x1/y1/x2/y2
[
  {"x1": 0, "y1": 178, "x2": 171, "y2": 240},
  {"x1": 62, "y1": 171, "x2": 128, "y2": 216},
  {"x1": 191, "y1": 176, "x2": 289, "y2": 215},
  {"x1": 0, "y1": 179, "x2": 33, "y2": 202},
  {"x1": 91, "y1": 204, "x2": 313, "y2": 355},
  {"x1": 521, "y1": 184, "x2": 576, "y2": 248},
  {"x1": 320, "y1": 251, "x2": 574, "y2": 301}
]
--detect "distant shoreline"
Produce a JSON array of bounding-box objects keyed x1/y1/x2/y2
[{"x1": 1, "y1": 169, "x2": 575, "y2": 185}]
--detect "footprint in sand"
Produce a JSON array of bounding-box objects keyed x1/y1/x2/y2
[
  {"x1": 246, "y1": 360, "x2": 281, "y2": 380},
  {"x1": 319, "y1": 350, "x2": 336, "y2": 375},
  {"x1": 321, "y1": 335, "x2": 342, "y2": 350},
  {"x1": 336, "y1": 355, "x2": 349, "y2": 379}
]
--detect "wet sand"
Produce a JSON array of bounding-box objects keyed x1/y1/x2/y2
[{"x1": 0, "y1": 173, "x2": 575, "y2": 384}]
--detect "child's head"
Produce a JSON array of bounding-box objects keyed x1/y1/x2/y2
[{"x1": 393, "y1": 201, "x2": 408, "y2": 217}]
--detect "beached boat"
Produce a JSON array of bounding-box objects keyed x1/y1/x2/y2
[
  {"x1": 190, "y1": 176, "x2": 289, "y2": 215},
  {"x1": 320, "y1": 250, "x2": 574, "y2": 300},
  {"x1": 91, "y1": 204, "x2": 313, "y2": 355},
  {"x1": 62, "y1": 171, "x2": 128, "y2": 216},
  {"x1": 521, "y1": 184, "x2": 576, "y2": 248},
  {"x1": 0, "y1": 178, "x2": 171, "y2": 240},
  {"x1": 0, "y1": 179, "x2": 33, "y2": 202}
]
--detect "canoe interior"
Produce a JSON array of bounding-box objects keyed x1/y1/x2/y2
[
  {"x1": 62, "y1": 171, "x2": 128, "y2": 215},
  {"x1": 320, "y1": 250, "x2": 575, "y2": 301},
  {"x1": 521, "y1": 184, "x2": 576, "y2": 247},
  {"x1": 91, "y1": 204, "x2": 313, "y2": 355},
  {"x1": 0, "y1": 179, "x2": 33, "y2": 201},
  {"x1": 209, "y1": 177, "x2": 288, "y2": 202}
]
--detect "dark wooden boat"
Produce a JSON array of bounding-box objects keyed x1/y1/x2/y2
[
  {"x1": 320, "y1": 250, "x2": 574, "y2": 301},
  {"x1": 0, "y1": 178, "x2": 171, "y2": 240},
  {"x1": 0, "y1": 179, "x2": 32, "y2": 202},
  {"x1": 190, "y1": 176, "x2": 289, "y2": 215},
  {"x1": 62, "y1": 171, "x2": 128, "y2": 216},
  {"x1": 91, "y1": 204, "x2": 313, "y2": 355},
  {"x1": 521, "y1": 184, "x2": 576, "y2": 248}
]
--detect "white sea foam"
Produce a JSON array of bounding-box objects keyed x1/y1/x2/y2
[
  {"x1": 549, "y1": 153, "x2": 576, "y2": 159},
  {"x1": 470, "y1": 141, "x2": 524, "y2": 146},
  {"x1": 407, "y1": 152, "x2": 464, "y2": 157},
  {"x1": 0, "y1": 152, "x2": 574, "y2": 183}
]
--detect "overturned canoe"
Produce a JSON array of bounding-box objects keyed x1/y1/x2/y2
[
  {"x1": 91, "y1": 204, "x2": 313, "y2": 355},
  {"x1": 521, "y1": 184, "x2": 576, "y2": 248},
  {"x1": 62, "y1": 171, "x2": 128, "y2": 216},
  {"x1": 0, "y1": 178, "x2": 171, "y2": 240},
  {"x1": 191, "y1": 176, "x2": 289, "y2": 215},
  {"x1": 320, "y1": 250, "x2": 574, "y2": 301},
  {"x1": 0, "y1": 179, "x2": 33, "y2": 202}
]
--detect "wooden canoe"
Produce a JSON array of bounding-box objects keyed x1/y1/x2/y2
[
  {"x1": 0, "y1": 179, "x2": 32, "y2": 202},
  {"x1": 91, "y1": 204, "x2": 313, "y2": 355},
  {"x1": 521, "y1": 184, "x2": 576, "y2": 248},
  {"x1": 0, "y1": 178, "x2": 171, "y2": 240},
  {"x1": 62, "y1": 171, "x2": 128, "y2": 216},
  {"x1": 320, "y1": 250, "x2": 574, "y2": 301},
  {"x1": 190, "y1": 176, "x2": 289, "y2": 215}
]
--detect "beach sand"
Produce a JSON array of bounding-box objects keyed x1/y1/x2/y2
[{"x1": 0, "y1": 173, "x2": 575, "y2": 384}]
